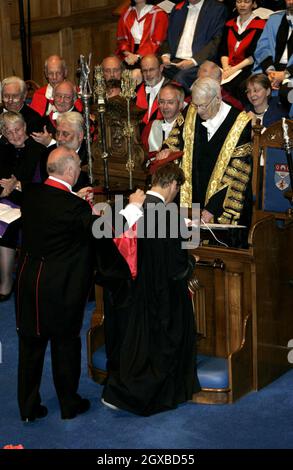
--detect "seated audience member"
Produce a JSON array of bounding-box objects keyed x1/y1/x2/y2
[
  {"x1": 31, "y1": 80, "x2": 80, "y2": 146},
  {"x1": 253, "y1": 0, "x2": 293, "y2": 89},
  {"x1": 1, "y1": 77, "x2": 44, "y2": 134},
  {"x1": 30, "y1": 55, "x2": 82, "y2": 116},
  {"x1": 219, "y1": 0, "x2": 265, "y2": 101},
  {"x1": 165, "y1": 77, "x2": 253, "y2": 245},
  {"x1": 0, "y1": 112, "x2": 47, "y2": 301},
  {"x1": 197, "y1": 60, "x2": 244, "y2": 109},
  {"x1": 161, "y1": 0, "x2": 227, "y2": 91},
  {"x1": 141, "y1": 83, "x2": 185, "y2": 159},
  {"x1": 50, "y1": 112, "x2": 90, "y2": 192},
  {"x1": 245, "y1": 73, "x2": 289, "y2": 127},
  {"x1": 102, "y1": 56, "x2": 123, "y2": 82},
  {"x1": 116, "y1": 0, "x2": 168, "y2": 68},
  {"x1": 101, "y1": 162, "x2": 200, "y2": 416},
  {"x1": 136, "y1": 54, "x2": 166, "y2": 126}
]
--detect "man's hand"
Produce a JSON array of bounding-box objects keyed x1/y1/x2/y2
[
  {"x1": 267, "y1": 70, "x2": 284, "y2": 89},
  {"x1": 31, "y1": 126, "x2": 53, "y2": 147},
  {"x1": 76, "y1": 186, "x2": 94, "y2": 203},
  {"x1": 124, "y1": 52, "x2": 140, "y2": 66},
  {"x1": 162, "y1": 55, "x2": 172, "y2": 67},
  {"x1": 129, "y1": 189, "x2": 145, "y2": 207},
  {"x1": 175, "y1": 59, "x2": 194, "y2": 70},
  {"x1": 156, "y1": 149, "x2": 172, "y2": 161},
  {"x1": 201, "y1": 209, "x2": 213, "y2": 223}
]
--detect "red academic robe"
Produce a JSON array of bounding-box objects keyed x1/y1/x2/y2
[{"x1": 116, "y1": 5, "x2": 168, "y2": 59}]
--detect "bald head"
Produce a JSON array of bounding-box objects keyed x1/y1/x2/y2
[
  {"x1": 47, "y1": 146, "x2": 81, "y2": 186},
  {"x1": 45, "y1": 55, "x2": 67, "y2": 87},
  {"x1": 102, "y1": 56, "x2": 122, "y2": 81}
]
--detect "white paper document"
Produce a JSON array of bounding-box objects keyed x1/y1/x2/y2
[
  {"x1": 200, "y1": 223, "x2": 246, "y2": 230},
  {"x1": 221, "y1": 69, "x2": 242, "y2": 85},
  {"x1": 0, "y1": 203, "x2": 21, "y2": 224},
  {"x1": 157, "y1": 1, "x2": 175, "y2": 13}
]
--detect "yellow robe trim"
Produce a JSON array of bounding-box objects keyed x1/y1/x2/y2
[
  {"x1": 180, "y1": 103, "x2": 197, "y2": 207},
  {"x1": 205, "y1": 111, "x2": 251, "y2": 206}
]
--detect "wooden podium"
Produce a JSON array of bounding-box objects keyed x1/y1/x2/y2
[{"x1": 189, "y1": 216, "x2": 293, "y2": 403}]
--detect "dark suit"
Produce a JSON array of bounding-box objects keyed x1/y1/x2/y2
[
  {"x1": 163, "y1": 0, "x2": 227, "y2": 89},
  {"x1": 16, "y1": 182, "x2": 94, "y2": 419},
  {"x1": 19, "y1": 104, "x2": 44, "y2": 134},
  {"x1": 42, "y1": 141, "x2": 90, "y2": 192}
]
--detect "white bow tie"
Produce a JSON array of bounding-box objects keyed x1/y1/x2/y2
[
  {"x1": 161, "y1": 121, "x2": 172, "y2": 133},
  {"x1": 52, "y1": 111, "x2": 59, "y2": 121},
  {"x1": 145, "y1": 85, "x2": 155, "y2": 95}
]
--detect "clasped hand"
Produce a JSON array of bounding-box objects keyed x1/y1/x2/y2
[{"x1": 0, "y1": 175, "x2": 18, "y2": 197}]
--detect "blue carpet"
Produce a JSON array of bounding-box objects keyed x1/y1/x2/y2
[{"x1": 0, "y1": 295, "x2": 293, "y2": 449}]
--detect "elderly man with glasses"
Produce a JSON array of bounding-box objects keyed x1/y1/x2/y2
[
  {"x1": 159, "y1": 77, "x2": 252, "y2": 246},
  {"x1": 1, "y1": 76, "x2": 44, "y2": 135},
  {"x1": 183, "y1": 77, "x2": 252, "y2": 244},
  {"x1": 31, "y1": 80, "x2": 81, "y2": 147}
]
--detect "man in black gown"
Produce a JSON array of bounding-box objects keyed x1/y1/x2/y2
[{"x1": 102, "y1": 163, "x2": 200, "y2": 416}]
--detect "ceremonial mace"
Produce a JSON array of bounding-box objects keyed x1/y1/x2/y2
[
  {"x1": 79, "y1": 53, "x2": 93, "y2": 184},
  {"x1": 282, "y1": 117, "x2": 293, "y2": 204},
  {"x1": 93, "y1": 65, "x2": 109, "y2": 192},
  {"x1": 121, "y1": 70, "x2": 136, "y2": 190}
]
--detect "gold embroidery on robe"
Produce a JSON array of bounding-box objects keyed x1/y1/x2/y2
[
  {"x1": 163, "y1": 112, "x2": 185, "y2": 151},
  {"x1": 205, "y1": 112, "x2": 251, "y2": 206},
  {"x1": 180, "y1": 104, "x2": 197, "y2": 207}
]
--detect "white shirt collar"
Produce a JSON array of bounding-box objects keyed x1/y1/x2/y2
[
  {"x1": 146, "y1": 190, "x2": 165, "y2": 203},
  {"x1": 201, "y1": 101, "x2": 231, "y2": 138},
  {"x1": 133, "y1": 5, "x2": 153, "y2": 19},
  {"x1": 188, "y1": 0, "x2": 204, "y2": 10},
  {"x1": 48, "y1": 175, "x2": 72, "y2": 192},
  {"x1": 145, "y1": 77, "x2": 164, "y2": 96},
  {"x1": 45, "y1": 84, "x2": 54, "y2": 100},
  {"x1": 161, "y1": 118, "x2": 177, "y2": 131}
]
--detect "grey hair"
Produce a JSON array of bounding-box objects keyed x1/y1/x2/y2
[
  {"x1": 53, "y1": 80, "x2": 77, "y2": 100},
  {"x1": 44, "y1": 55, "x2": 67, "y2": 75},
  {"x1": 197, "y1": 61, "x2": 222, "y2": 83},
  {"x1": 56, "y1": 111, "x2": 84, "y2": 134},
  {"x1": 0, "y1": 111, "x2": 26, "y2": 133},
  {"x1": 159, "y1": 83, "x2": 185, "y2": 105},
  {"x1": 47, "y1": 149, "x2": 77, "y2": 176},
  {"x1": 1, "y1": 76, "x2": 27, "y2": 97},
  {"x1": 192, "y1": 77, "x2": 221, "y2": 102}
]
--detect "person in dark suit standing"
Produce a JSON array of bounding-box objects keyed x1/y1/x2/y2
[
  {"x1": 16, "y1": 145, "x2": 93, "y2": 421},
  {"x1": 161, "y1": 0, "x2": 227, "y2": 90}
]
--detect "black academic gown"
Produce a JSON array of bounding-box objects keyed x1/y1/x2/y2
[
  {"x1": 102, "y1": 193, "x2": 200, "y2": 416},
  {"x1": 0, "y1": 137, "x2": 47, "y2": 248}
]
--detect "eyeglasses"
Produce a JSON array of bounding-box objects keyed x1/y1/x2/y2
[
  {"x1": 54, "y1": 93, "x2": 73, "y2": 102},
  {"x1": 2, "y1": 94, "x2": 22, "y2": 102},
  {"x1": 47, "y1": 71, "x2": 64, "y2": 78},
  {"x1": 193, "y1": 95, "x2": 217, "y2": 111}
]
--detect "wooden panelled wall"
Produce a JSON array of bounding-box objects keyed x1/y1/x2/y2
[{"x1": 0, "y1": 0, "x2": 126, "y2": 86}]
